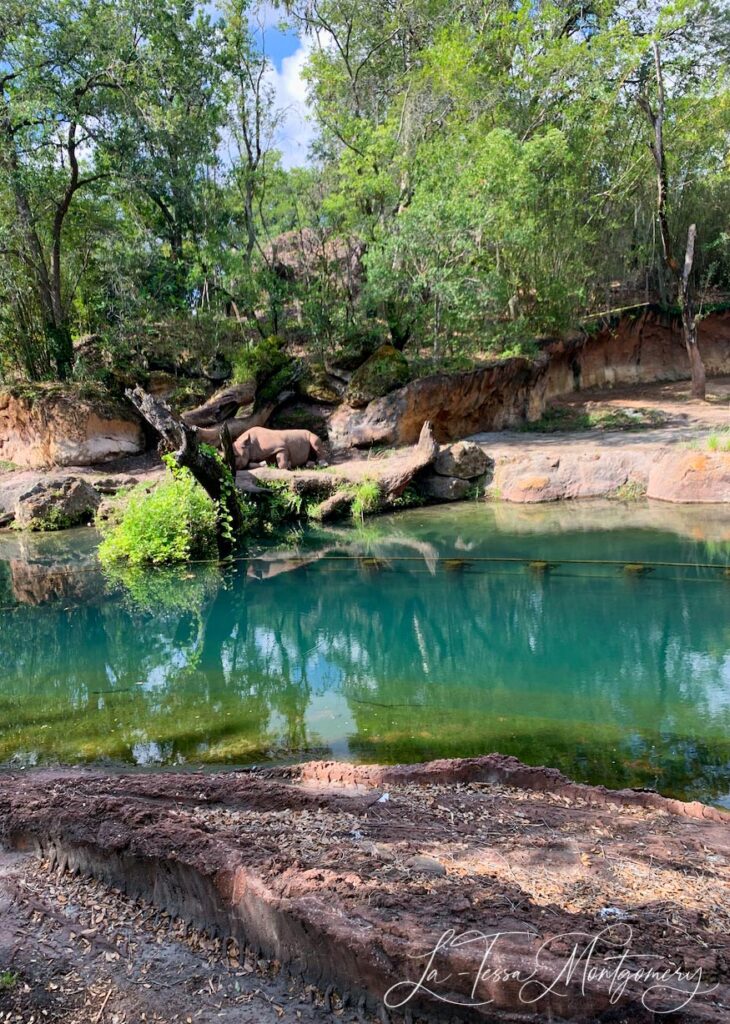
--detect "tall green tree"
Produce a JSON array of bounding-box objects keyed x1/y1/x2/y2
[
  {"x1": 114, "y1": 0, "x2": 226, "y2": 306},
  {"x1": 0, "y1": 0, "x2": 140, "y2": 377}
]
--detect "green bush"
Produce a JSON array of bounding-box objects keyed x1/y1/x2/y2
[
  {"x1": 97, "y1": 471, "x2": 217, "y2": 566},
  {"x1": 232, "y1": 335, "x2": 297, "y2": 402}
]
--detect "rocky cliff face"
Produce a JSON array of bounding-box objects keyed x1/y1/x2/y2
[
  {"x1": 328, "y1": 307, "x2": 730, "y2": 448},
  {"x1": 0, "y1": 387, "x2": 145, "y2": 468}
]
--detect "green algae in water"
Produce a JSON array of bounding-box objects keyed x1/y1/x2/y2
[{"x1": 1, "y1": 501, "x2": 730, "y2": 806}]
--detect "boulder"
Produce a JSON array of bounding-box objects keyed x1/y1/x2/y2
[
  {"x1": 13, "y1": 476, "x2": 101, "y2": 530},
  {"x1": 647, "y1": 451, "x2": 730, "y2": 503},
  {"x1": 0, "y1": 387, "x2": 144, "y2": 468},
  {"x1": 299, "y1": 365, "x2": 342, "y2": 405},
  {"x1": 264, "y1": 228, "x2": 365, "y2": 295},
  {"x1": 434, "y1": 441, "x2": 490, "y2": 479},
  {"x1": 329, "y1": 356, "x2": 538, "y2": 448},
  {"x1": 492, "y1": 452, "x2": 637, "y2": 503},
  {"x1": 418, "y1": 472, "x2": 472, "y2": 502},
  {"x1": 344, "y1": 344, "x2": 410, "y2": 408}
]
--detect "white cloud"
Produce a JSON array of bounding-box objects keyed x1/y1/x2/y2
[
  {"x1": 265, "y1": 36, "x2": 317, "y2": 169},
  {"x1": 248, "y1": 1, "x2": 285, "y2": 31}
]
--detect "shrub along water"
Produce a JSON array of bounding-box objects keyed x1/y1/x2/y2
[{"x1": 97, "y1": 470, "x2": 218, "y2": 567}]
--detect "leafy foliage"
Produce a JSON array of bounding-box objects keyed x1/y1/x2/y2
[
  {"x1": 97, "y1": 472, "x2": 218, "y2": 566},
  {"x1": 231, "y1": 335, "x2": 297, "y2": 402},
  {"x1": 0, "y1": 0, "x2": 728, "y2": 384}
]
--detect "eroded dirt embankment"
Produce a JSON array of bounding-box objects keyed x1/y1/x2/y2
[{"x1": 0, "y1": 755, "x2": 728, "y2": 1023}]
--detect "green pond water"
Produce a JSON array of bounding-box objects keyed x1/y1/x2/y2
[{"x1": 1, "y1": 500, "x2": 730, "y2": 805}]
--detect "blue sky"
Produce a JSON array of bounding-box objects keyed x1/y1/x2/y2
[
  {"x1": 206, "y1": 2, "x2": 316, "y2": 167},
  {"x1": 263, "y1": 25, "x2": 301, "y2": 69}
]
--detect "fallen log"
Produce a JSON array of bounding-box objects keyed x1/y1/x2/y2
[
  {"x1": 126, "y1": 387, "x2": 245, "y2": 557},
  {"x1": 194, "y1": 391, "x2": 295, "y2": 446},
  {"x1": 181, "y1": 381, "x2": 257, "y2": 428},
  {"x1": 376, "y1": 419, "x2": 438, "y2": 498}
]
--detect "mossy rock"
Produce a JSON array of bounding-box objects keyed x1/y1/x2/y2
[
  {"x1": 329, "y1": 329, "x2": 382, "y2": 372},
  {"x1": 299, "y1": 365, "x2": 342, "y2": 405},
  {"x1": 270, "y1": 402, "x2": 329, "y2": 438},
  {"x1": 345, "y1": 345, "x2": 410, "y2": 408}
]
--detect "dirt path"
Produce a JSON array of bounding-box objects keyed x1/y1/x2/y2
[
  {"x1": 469, "y1": 376, "x2": 730, "y2": 454},
  {"x1": 1, "y1": 757, "x2": 728, "y2": 1023},
  {"x1": 0, "y1": 848, "x2": 368, "y2": 1024},
  {"x1": 557, "y1": 375, "x2": 730, "y2": 427}
]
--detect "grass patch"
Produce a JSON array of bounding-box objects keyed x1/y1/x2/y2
[
  {"x1": 349, "y1": 478, "x2": 381, "y2": 521},
  {"x1": 614, "y1": 480, "x2": 648, "y2": 502},
  {"x1": 684, "y1": 430, "x2": 730, "y2": 452},
  {"x1": 0, "y1": 972, "x2": 18, "y2": 990},
  {"x1": 706, "y1": 431, "x2": 730, "y2": 452},
  {"x1": 522, "y1": 405, "x2": 666, "y2": 433}
]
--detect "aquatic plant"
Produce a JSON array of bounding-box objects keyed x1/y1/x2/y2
[{"x1": 349, "y1": 479, "x2": 382, "y2": 522}]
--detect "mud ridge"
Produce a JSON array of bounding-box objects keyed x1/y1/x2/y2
[{"x1": 1, "y1": 755, "x2": 728, "y2": 1022}]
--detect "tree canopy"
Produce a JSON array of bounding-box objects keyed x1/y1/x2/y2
[{"x1": 1, "y1": 0, "x2": 728, "y2": 382}]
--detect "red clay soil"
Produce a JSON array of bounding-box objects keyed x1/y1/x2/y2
[{"x1": 0, "y1": 755, "x2": 728, "y2": 1023}]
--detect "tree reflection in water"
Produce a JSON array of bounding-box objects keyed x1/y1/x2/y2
[{"x1": 0, "y1": 503, "x2": 729, "y2": 803}]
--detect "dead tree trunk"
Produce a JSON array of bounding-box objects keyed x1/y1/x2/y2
[
  {"x1": 182, "y1": 381, "x2": 257, "y2": 427},
  {"x1": 680, "y1": 223, "x2": 706, "y2": 398},
  {"x1": 126, "y1": 387, "x2": 245, "y2": 558},
  {"x1": 638, "y1": 42, "x2": 706, "y2": 400}
]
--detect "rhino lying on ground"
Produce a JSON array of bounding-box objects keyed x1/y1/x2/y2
[{"x1": 232, "y1": 426, "x2": 322, "y2": 470}]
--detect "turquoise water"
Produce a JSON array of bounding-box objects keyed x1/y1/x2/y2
[{"x1": 1, "y1": 501, "x2": 729, "y2": 804}]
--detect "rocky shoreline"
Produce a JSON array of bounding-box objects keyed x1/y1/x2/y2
[
  {"x1": 0, "y1": 756, "x2": 728, "y2": 1023},
  {"x1": 1, "y1": 308, "x2": 729, "y2": 530},
  {"x1": 2, "y1": 424, "x2": 729, "y2": 531}
]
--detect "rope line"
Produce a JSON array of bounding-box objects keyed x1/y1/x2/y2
[
  {"x1": 1, "y1": 551, "x2": 728, "y2": 574},
  {"x1": 0, "y1": 555, "x2": 728, "y2": 613}
]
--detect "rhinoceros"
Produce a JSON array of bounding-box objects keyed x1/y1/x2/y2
[{"x1": 233, "y1": 426, "x2": 322, "y2": 471}]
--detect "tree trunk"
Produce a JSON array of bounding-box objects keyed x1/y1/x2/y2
[
  {"x1": 126, "y1": 387, "x2": 246, "y2": 558},
  {"x1": 182, "y1": 381, "x2": 257, "y2": 427},
  {"x1": 679, "y1": 224, "x2": 705, "y2": 400},
  {"x1": 220, "y1": 422, "x2": 237, "y2": 476},
  {"x1": 195, "y1": 402, "x2": 278, "y2": 446},
  {"x1": 639, "y1": 45, "x2": 706, "y2": 401}
]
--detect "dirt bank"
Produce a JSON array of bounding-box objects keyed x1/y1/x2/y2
[
  {"x1": 0, "y1": 756, "x2": 728, "y2": 1023},
  {"x1": 329, "y1": 307, "x2": 730, "y2": 448},
  {"x1": 470, "y1": 377, "x2": 730, "y2": 502}
]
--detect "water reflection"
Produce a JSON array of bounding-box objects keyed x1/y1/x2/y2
[{"x1": 1, "y1": 502, "x2": 729, "y2": 803}]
